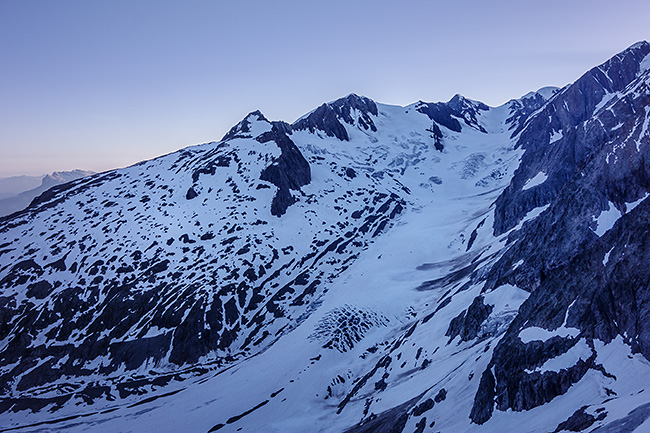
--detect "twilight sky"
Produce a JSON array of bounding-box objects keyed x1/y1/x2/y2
[{"x1": 1, "y1": 0, "x2": 649, "y2": 177}]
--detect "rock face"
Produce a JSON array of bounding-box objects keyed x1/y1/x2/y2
[
  {"x1": 2, "y1": 42, "x2": 650, "y2": 433},
  {"x1": 446, "y1": 296, "x2": 493, "y2": 343},
  {"x1": 469, "y1": 40, "x2": 650, "y2": 424},
  {"x1": 493, "y1": 41, "x2": 650, "y2": 236},
  {"x1": 293, "y1": 93, "x2": 378, "y2": 141},
  {"x1": 257, "y1": 122, "x2": 311, "y2": 216}
]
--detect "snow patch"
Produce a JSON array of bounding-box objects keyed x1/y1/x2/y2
[
  {"x1": 592, "y1": 202, "x2": 622, "y2": 237},
  {"x1": 522, "y1": 172, "x2": 548, "y2": 191},
  {"x1": 510, "y1": 204, "x2": 550, "y2": 233},
  {"x1": 519, "y1": 325, "x2": 580, "y2": 343},
  {"x1": 526, "y1": 338, "x2": 592, "y2": 374},
  {"x1": 640, "y1": 53, "x2": 650, "y2": 74},
  {"x1": 627, "y1": 192, "x2": 649, "y2": 212},
  {"x1": 483, "y1": 284, "x2": 529, "y2": 315},
  {"x1": 519, "y1": 300, "x2": 580, "y2": 343},
  {"x1": 549, "y1": 129, "x2": 563, "y2": 143},
  {"x1": 246, "y1": 113, "x2": 273, "y2": 138},
  {"x1": 603, "y1": 246, "x2": 614, "y2": 267},
  {"x1": 592, "y1": 195, "x2": 647, "y2": 237},
  {"x1": 594, "y1": 92, "x2": 618, "y2": 114}
]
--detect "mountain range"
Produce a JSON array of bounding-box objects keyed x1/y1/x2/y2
[
  {"x1": 0, "y1": 170, "x2": 95, "y2": 217},
  {"x1": 1, "y1": 42, "x2": 650, "y2": 432}
]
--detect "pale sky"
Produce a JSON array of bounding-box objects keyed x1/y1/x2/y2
[{"x1": 1, "y1": 0, "x2": 649, "y2": 177}]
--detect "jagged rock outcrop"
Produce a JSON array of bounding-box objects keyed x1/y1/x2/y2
[
  {"x1": 493, "y1": 41, "x2": 650, "y2": 236},
  {"x1": 292, "y1": 93, "x2": 378, "y2": 141},
  {"x1": 505, "y1": 87, "x2": 559, "y2": 134},
  {"x1": 469, "y1": 41, "x2": 650, "y2": 424},
  {"x1": 221, "y1": 110, "x2": 268, "y2": 141},
  {"x1": 446, "y1": 296, "x2": 493, "y2": 343},
  {"x1": 258, "y1": 122, "x2": 311, "y2": 216}
]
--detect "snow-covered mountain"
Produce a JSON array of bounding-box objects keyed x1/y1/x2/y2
[
  {"x1": 0, "y1": 170, "x2": 95, "y2": 217},
  {"x1": 2, "y1": 42, "x2": 650, "y2": 433},
  {"x1": 0, "y1": 176, "x2": 43, "y2": 200}
]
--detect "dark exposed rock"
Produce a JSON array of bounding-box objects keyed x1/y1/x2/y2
[
  {"x1": 186, "y1": 187, "x2": 198, "y2": 200},
  {"x1": 466, "y1": 218, "x2": 486, "y2": 251},
  {"x1": 554, "y1": 406, "x2": 606, "y2": 432},
  {"x1": 111, "y1": 333, "x2": 172, "y2": 371},
  {"x1": 416, "y1": 101, "x2": 462, "y2": 133},
  {"x1": 472, "y1": 195, "x2": 650, "y2": 423},
  {"x1": 446, "y1": 296, "x2": 493, "y2": 343},
  {"x1": 413, "y1": 417, "x2": 427, "y2": 433},
  {"x1": 258, "y1": 123, "x2": 311, "y2": 216},
  {"x1": 412, "y1": 398, "x2": 434, "y2": 417},
  {"x1": 506, "y1": 88, "x2": 558, "y2": 134},
  {"x1": 589, "y1": 402, "x2": 650, "y2": 433},
  {"x1": 416, "y1": 94, "x2": 489, "y2": 135},
  {"x1": 493, "y1": 41, "x2": 650, "y2": 236},
  {"x1": 433, "y1": 388, "x2": 447, "y2": 403},
  {"x1": 447, "y1": 94, "x2": 489, "y2": 132},
  {"x1": 344, "y1": 395, "x2": 421, "y2": 433},
  {"x1": 292, "y1": 93, "x2": 378, "y2": 141},
  {"x1": 26, "y1": 280, "x2": 52, "y2": 299},
  {"x1": 224, "y1": 399, "x2": 269, "y2": 424},
  {"x1": 222, "y1": 110, "x2": 269, "y2": 141},
  {"x1": 191, "y1": 154, "x2": 231, "y2": 183}
]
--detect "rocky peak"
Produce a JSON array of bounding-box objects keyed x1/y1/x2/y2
[
  {"x1": 506, "y1": 87, "x2": 560, "y2": 133},
  {"x1": 221, "y1": 110, "x2": 271, "y2": 141},
  {"x1": 565, "y1": 41, "x2": 649, "y2": 121},
  {"x1": 447, "y1": 94, "x2": 489, "y2": 115},
  {"x1": 292, "y1": 93, "x2": 378, "y2": 141},
  {"x1": 601, "y1": 40, "x2": 650, "y2": 80},
  {"x1": 415, "y1": 93, "x2": 491, "y2": 136},
  {"x1": 331, "y1": 93, "x2": 378, "y2": 117},
  {"x1": 493, "y1": 41, "x2": 650, "y2": 236},
  {"x1": 415, "y1": 100, "x2": 462, "y2": 134},
  {"x1": 41, "y1": 170, "x2": 95, "y2": 188},
  {"x1": 447, "y1": 94, "x2": 490, "y2": 133}
]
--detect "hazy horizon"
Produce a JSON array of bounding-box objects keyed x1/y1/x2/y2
[{"x1": 2, "y1": 0, "x2": 650, "y2": 177}]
